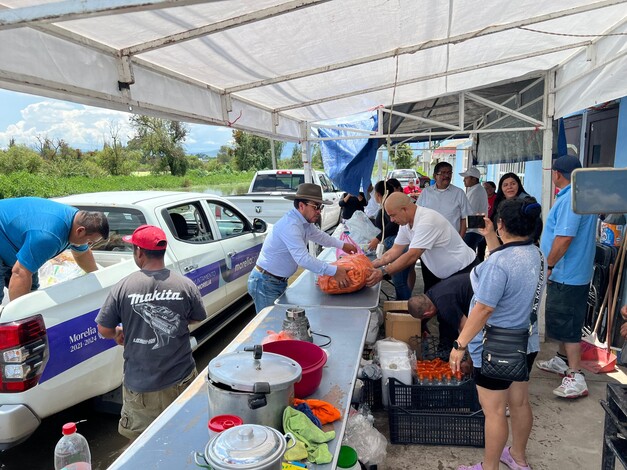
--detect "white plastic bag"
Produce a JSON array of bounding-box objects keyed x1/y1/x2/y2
[
  {"x1": 344, "y1": 211, "x2": 379, "y2": 245},
  {"x1": 38, "y1": 252, "x2": 86, "y2": 288}
]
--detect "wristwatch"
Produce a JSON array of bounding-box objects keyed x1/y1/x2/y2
[
  {"x1": 379, "y1": 266, "x2": 388, "y2": 277},
  {"x1": 547, "y1": 265, "x2": 555, "y2": 270},
  {"x1": 453, "y1": 340, "x2": 466, "y2": 351}
]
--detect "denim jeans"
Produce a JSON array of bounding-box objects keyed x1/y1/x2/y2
[
  {"x1": 247, "y1": 268, "x2": 288, "y2": 314},
  {"x1": 0, "y1": 258, "x2": 39, "y2": 304},
  {"x1": 383, "y1": 236, "x2": 413, "y2": 301}
]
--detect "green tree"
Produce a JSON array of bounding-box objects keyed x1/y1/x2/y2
[
  {"x1": 391, "y1": 142, "x2": 414, "y2": 169},
  {"x1": 232, "y1": 130, "x2": 284, "y2": 171},
  {"x1": 0, "y1": 145, "x2": 43, "y2": 174},
  {"x1": 311, "y1": 144, "x2": 323, "y2": 170},
  {"x1": 128, "y1": 116, "x2": 189, "y2": 176},
  {"x1": 281, "y1": 144, "x2": 303, "y2": 169}
]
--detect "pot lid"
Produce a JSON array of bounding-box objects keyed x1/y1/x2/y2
[
  {"x1": 208, "y1": 347, "x2": 302, "y2": 392},
  {"x1": 205, "y1": 424, "x2": 286, "y2": 469}
]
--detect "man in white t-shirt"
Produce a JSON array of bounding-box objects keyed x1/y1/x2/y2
[
  {"x1": 460, "y1": 167, "x2": 489, "y2": 250},
  {"x1": 417, "y1": 161, "x2": 473, "y2": 236},
  {"x1": 365, "y1": 192, "x2": 477, "y2": 292}
]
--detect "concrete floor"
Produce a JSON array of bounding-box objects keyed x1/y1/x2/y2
[{"x1": 368, "y1": 267, "x2": 627, "y2": 470}]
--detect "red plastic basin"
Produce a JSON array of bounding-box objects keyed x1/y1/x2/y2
[{"x1": 263, "y1": 340, "x2": 327, "y2": 398}]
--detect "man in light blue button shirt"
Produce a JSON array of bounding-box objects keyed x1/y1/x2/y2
[{"x1": 247, "y1": 183, "x2": 358, "y2": 313}]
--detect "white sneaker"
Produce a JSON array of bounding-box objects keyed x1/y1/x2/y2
[
  {"x1": 553, "y1": 371, "x2": 589, "y2": 399},
  {"x1": 536, "y1": 355, "x2": 568, "y2": 376}
]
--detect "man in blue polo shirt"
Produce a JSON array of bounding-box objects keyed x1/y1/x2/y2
[
  {"x1": 0, "y1": 197, "x2": 109, "y2": 304},
  {"x1": 536, "y1": 155, "x2": 596, "y2": 399}
]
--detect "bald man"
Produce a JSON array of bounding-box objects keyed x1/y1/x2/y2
[{"x1": 366, "y1": 192, "x2": 477, "y2": 291}]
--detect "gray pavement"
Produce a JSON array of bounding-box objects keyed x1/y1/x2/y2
[{"x1": 370, "y1": 265, "x2": 626, "y2": 469}]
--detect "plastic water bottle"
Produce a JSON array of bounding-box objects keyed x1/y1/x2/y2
[{"x1": 54, "y1": 422, "x2": 92, "y2": 470}]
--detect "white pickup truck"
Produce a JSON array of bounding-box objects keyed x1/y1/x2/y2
[
  {"x1": 225, "y1": 169, "x2": 343, "y2": 232},
  {"x1": 0, "y1": 191, "x2": 268, "y2": 449}
]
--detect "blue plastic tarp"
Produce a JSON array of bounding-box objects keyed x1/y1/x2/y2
[{"x1": 318, "y1": 114, "x2": 379, "y2": 195}]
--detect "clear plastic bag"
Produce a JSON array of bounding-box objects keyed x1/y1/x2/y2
[{"x1": 342, "y1": 408, "x2": 387, "y2": 466}]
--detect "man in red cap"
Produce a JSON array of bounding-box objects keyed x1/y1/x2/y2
[{"x1": 96, "y1": 225, "x2": 206, "y2": 440}]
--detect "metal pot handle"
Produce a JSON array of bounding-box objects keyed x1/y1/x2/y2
[
  {"x1": 248, "y1": 381, "x2": 270, "y2": 409},
  {"x1": 284, "y1": 432, "x2": 297, "y2": 450},
  {"x1": 193, "y1": 451, "x2": 213, "y2": 469}
]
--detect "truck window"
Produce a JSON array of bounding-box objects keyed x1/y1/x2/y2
[
  {"x1": 166, "y1": 203, "x2": 214, "y2": 243},
  {"x1": 251, "y1": 173, "x2": 305, "y2": 192},
  {"x1": 75, "y1": 207, "x2": 145, "y2": 252},
  {"x1": 206, "y1": 201, "x2": 251, "y2": 239}
]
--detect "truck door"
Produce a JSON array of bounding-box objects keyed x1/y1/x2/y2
[
  {"x1": 159, "y1": 201, "x2": 228, "y2": 319},
  {"x1": 203, "y1": 199, "x2": 262, "y2": 305},
  {"x1": 318, "y1": 173, "x2": 341, "y2": 230}
]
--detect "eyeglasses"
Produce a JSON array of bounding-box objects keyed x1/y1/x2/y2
[
  {"x1": 87, "y1": 237, "x2": 104, "y2": 247},
  {"x1": 305, "y1": 202, "x2": 324, "y2": 211},
  {"x1": 436, "y1": 171, "x2": 452, "y2": 176}
]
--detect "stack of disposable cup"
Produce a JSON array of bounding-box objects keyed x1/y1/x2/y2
[{"x1": 376, "y1": 339, "x2": 412, "y2": 407}]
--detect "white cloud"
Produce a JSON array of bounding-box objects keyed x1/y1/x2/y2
[
  {"x1": 0, "y1": 100, "x2": 134, "y2": 150},
  {"x1": 0, "y1": 98, "x2": 235, "y2": 153}
]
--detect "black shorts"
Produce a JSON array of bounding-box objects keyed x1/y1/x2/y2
[
  {"x1": 545, "y1": 282, "x2": 589, "y2": 343},
  {"x1": 473, "y1": 351, "x2": 538, "y2": 391}
]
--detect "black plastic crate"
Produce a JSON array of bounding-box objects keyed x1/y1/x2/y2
[
  {"x1": 361, "y1": 377, "x2": 383, "y2": 410},
  {"x1": 387, "y1": 378, "x2": 485, "y2": 447}
]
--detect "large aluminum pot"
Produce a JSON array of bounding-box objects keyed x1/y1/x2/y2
[
  {"x1": 195, "y1": 424, "x2": 295, "y2": 470},
  {"x1": 207, "y1": 345, "x2": 302, "y2": 430}
]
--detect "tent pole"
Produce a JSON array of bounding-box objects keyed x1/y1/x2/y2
[
  {"x1": 540, "y1": 69, "x2": 556, "y2": 343},
  {"x1": 270, "y1": 139, "x2": 277, "y2": 170}
]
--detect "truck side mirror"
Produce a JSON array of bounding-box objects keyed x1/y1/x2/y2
[{"x1": 252, "y1": 218, "x2": 268, "y2": 233}]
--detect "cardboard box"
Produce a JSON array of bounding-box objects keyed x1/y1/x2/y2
[{"x1": 384, "y1": 301, "x2": 421, "y2": 346}]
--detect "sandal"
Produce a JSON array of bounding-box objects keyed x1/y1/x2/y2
[
  {"x1": 500, "y1": 446, "x2": 531, "y2": 470},
  {"x1": 457, "y1": 464, "x2": 483, "y2": 470}
]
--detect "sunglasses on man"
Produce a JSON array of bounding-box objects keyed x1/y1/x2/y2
[{"x1": 305, "y1": 202, "x2": 324, "y2": 211}]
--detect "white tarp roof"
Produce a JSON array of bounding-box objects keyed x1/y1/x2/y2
[{"x1": 1, "y1": 0, "x2": 626, "y2": 142}]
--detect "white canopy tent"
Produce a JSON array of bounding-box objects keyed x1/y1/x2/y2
[{"x1": 1, "y1": 0, "x2": 626, "y2": 142}]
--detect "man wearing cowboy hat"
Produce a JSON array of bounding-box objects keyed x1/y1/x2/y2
[{"x1": 247, "y1": 183, "x2": 358, "y2": 313}]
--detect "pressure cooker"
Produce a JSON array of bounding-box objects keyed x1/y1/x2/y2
[{"x1": 207, "y1": 345, "x2": 302, "y2": 431}]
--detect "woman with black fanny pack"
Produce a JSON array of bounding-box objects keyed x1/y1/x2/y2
[{"x1": 450, "y1": 197, "x2": 545, "y2": 470}]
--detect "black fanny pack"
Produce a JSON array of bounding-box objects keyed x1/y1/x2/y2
[{"x1": 481, "y1": 325, "x2": 530, "y2": 382}]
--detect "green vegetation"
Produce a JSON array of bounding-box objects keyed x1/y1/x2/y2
[
  {"x1": 0, "y1": 114, "x2": 312, "y2": 198},
  {"x1": 0, "y1": 170, "x2": 256, "y2": 199}
]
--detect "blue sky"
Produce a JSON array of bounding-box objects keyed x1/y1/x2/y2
[{"x1": 0, "y1": 89, "x2": 249, "y2": 156}]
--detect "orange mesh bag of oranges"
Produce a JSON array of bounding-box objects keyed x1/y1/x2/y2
[{"x1": 317, "y1": 254, "x2": 373, "y2": 294}]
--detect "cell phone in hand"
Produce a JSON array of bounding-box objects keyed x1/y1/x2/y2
[{"x1": 466, "y1": 215, "x2": 486, "y2": 229}]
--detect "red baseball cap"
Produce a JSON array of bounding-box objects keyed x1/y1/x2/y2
[{"x1": 123, "y1": 225, "x2": 168, "y2": 250}]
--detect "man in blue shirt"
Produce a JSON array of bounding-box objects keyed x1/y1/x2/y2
[
  {"x1": 537, "y1": 155, "x2": 596, "y2": 399},
  {"x1": 247, "y1": 183, "x2": 357, "y2": 313},
  {"x1": 0, "y1": 197, "x2": 109, "y2": 304}
]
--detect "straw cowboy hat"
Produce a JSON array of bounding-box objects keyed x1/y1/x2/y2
[{"x1": 284, "y1": 183, "x2": 332, "y2": 205}]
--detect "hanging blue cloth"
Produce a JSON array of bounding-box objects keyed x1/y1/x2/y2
[{"x1": 318, "y1": 114, "x2": 379, "y2": 195}]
